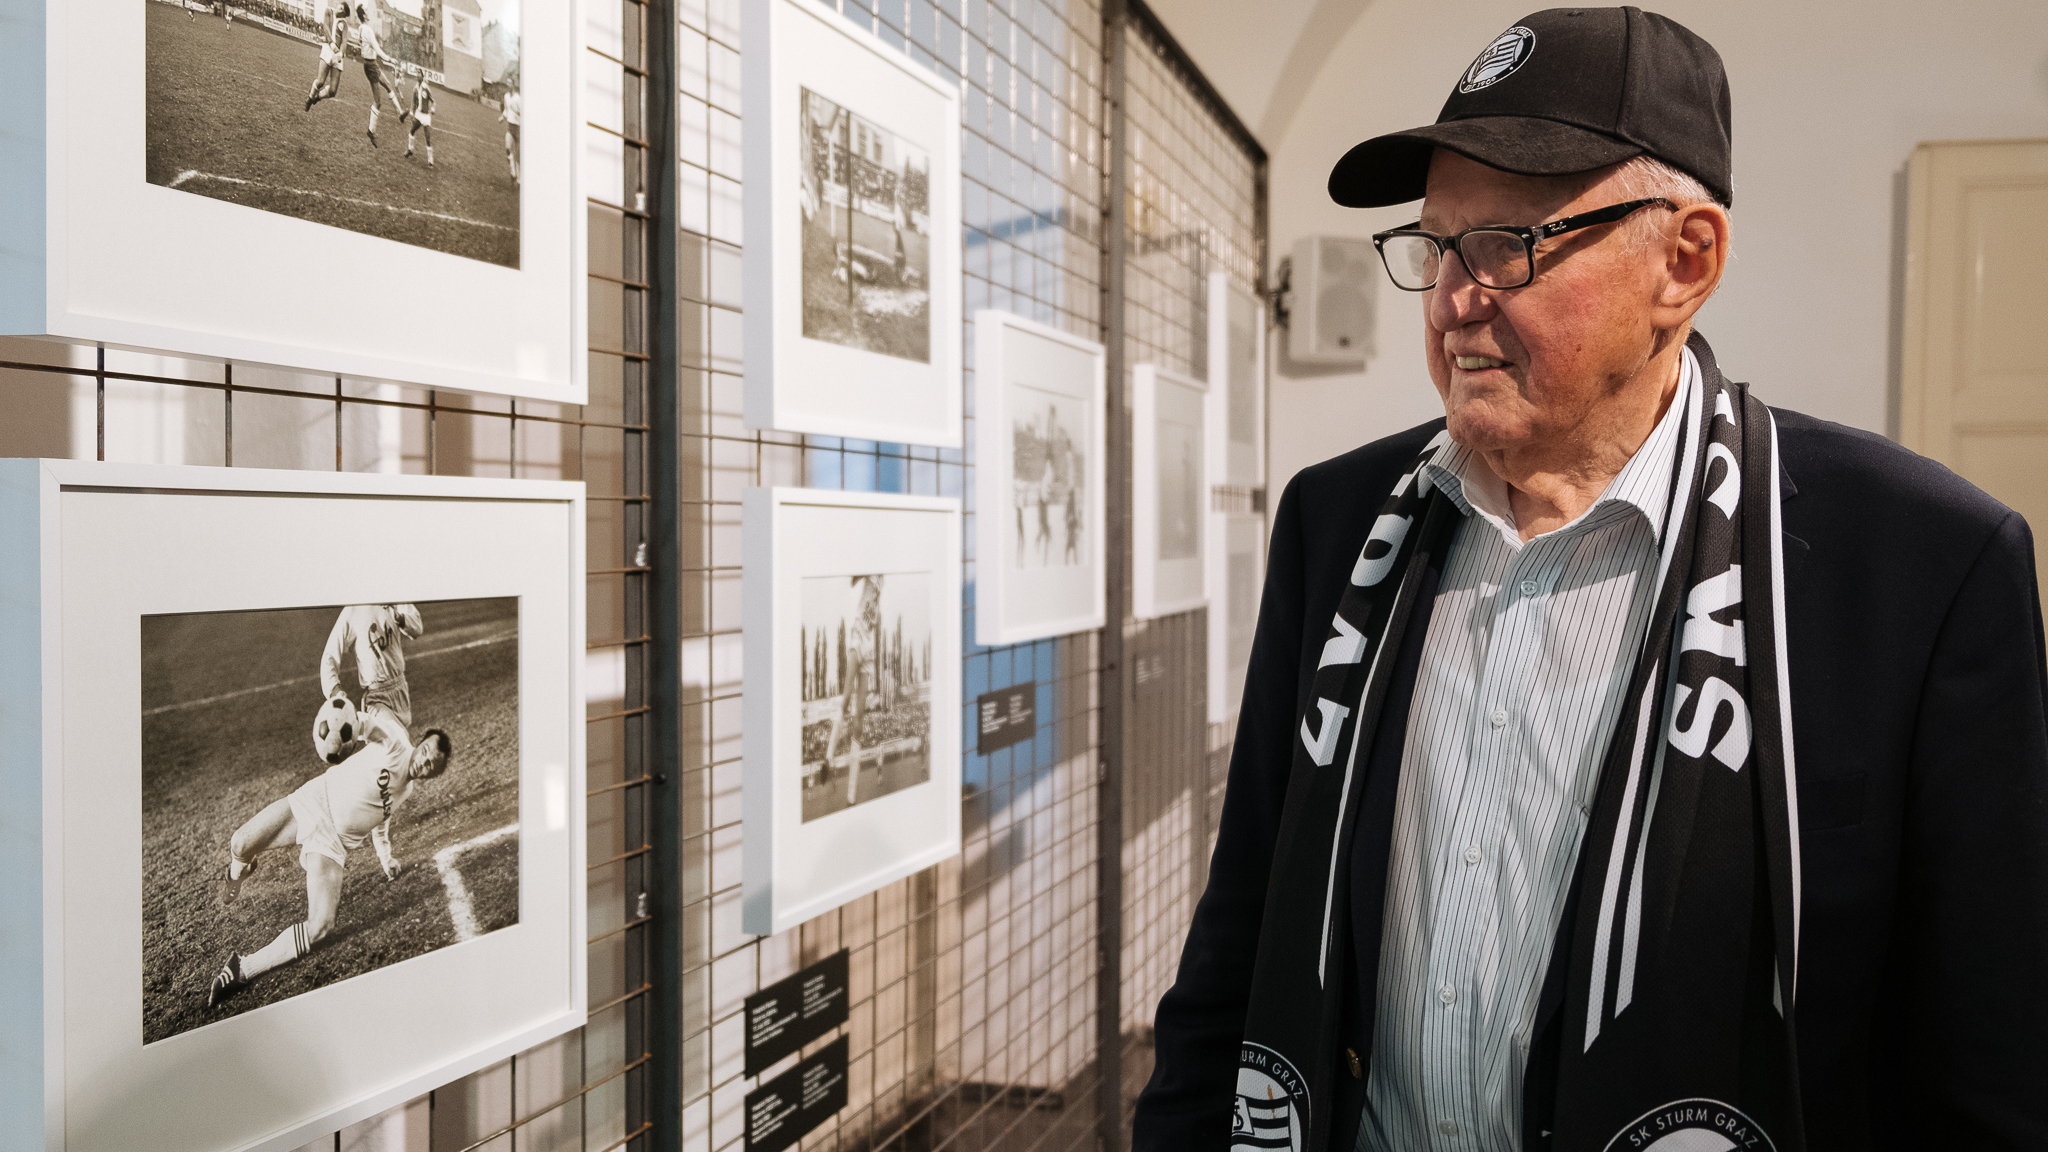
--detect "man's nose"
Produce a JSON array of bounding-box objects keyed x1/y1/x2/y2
[{"x1": 1426, "y1": 248, "x2": 1498, "y2": 331}]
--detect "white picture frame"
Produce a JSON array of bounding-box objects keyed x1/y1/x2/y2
[
  {"x1": 742, "y1": 487, "x2": 962, "y2": 936},
  {"x1": 972, "y1": 310, "x2": 1106, "y2": 646},
  {"x1": 0, "y1": 0, "x2": 586, "y2": 404},
  {"x1": 1205, "y1": 512, "x2": 1266, "y2": 724},
  {"x1": 1205, "y1": 272, "x2": 1265, "y2": 721},
  {"x1": 1210, "y1": 271, "x2": 1266, "y2": 489},
  {"x1": 1133, "y1": 363, "x2": 1209, "y2": 620},
  {"x1": 742, "y1": 0, "x2": 964, "y2": 448},
  {"x1": 0, "y1": 460, "x2": 587, "y2": 1152}
]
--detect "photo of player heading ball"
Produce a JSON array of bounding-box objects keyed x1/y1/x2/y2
[
  {"x1": 140, "y1": 597, "x2": 519, "y2": 1044},
  {"x1": 144, "y1": 0, "x2": 524, "y2": 268}
]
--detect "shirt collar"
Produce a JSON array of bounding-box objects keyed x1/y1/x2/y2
[{"x1": 1421, "y1": 346, "x2": 1699, "y2": 545}]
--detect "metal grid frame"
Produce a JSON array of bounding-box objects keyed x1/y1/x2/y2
[
  {"x1": 669, "y1": 2, "x2": 1117, "y2": 1150},
  {"x1": 0, "y1": 0, "x2": 659, "y2": 1144},
  {"x1": 0, "y1": 0, "x2": 1261, "y2": 1149},
  {"x1": 1107, "y1": 0, "x2": 1267, "y2": 1131}
]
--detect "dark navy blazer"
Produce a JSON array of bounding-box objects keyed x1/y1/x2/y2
[{"x1": 1134, "y1": 359, "x2": 2048, "y2": 1150}]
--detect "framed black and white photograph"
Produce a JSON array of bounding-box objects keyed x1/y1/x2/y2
[
  {"x1": 0, "y1": 461, "x2": 586, "y2": 1152},
  {"x1": 1134, "y1": 363, "x2": 1209, "y2": 619},
  {"x1": 142, "y1": 596, "x2": 521, "y2": 1044},
  {"x1": 972, "y1": 310, "x2": 1106, "y2": 646},
  {"x1": 743, "y1": 487, "x2": 962, "y2": 937},
  {"x1": 0, "y1": 0, "x2": 583, "y2": 402},
  {"x1": 742, "y1": 0, "x2": 963, "y2": 448},
  {"x1": 1205, "y1": 271, "x2": 1264, "y2": 721}
]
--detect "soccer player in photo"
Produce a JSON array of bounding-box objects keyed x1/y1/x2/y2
[
  {"x1": 354, "y1": 4, "x2": 410, "y2": 146},
  {"x1": 404, "y1": 70, "x2": 435, "y2": 165},
  {"x1": 304, "y1": 5, "x2": 350, "y2": 112},
  {"x1": 498, "y1": 88, "x2": 522, "y2": 184},
  {"x1": 206, "y1": 718, "x2": 454, "y2": 1006},
  {"x1": 321, "y1": 603, "x2": 423, "y2": 736}
]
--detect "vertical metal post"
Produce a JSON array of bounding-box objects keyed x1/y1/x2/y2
[
  {"x1": 1096, "y1": 2, "x2": 1131, "y2": 1149},
  {"x1": 223, "y1": 362, "x2": 233, "y2": 467},
  {"x1": 644, "y1": 0, "x2": 683, "y2": 1142}
]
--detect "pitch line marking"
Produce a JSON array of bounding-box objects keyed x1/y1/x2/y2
[
  {"x1": 433, "y1": 822, "x2": 519, "y2": 941},
  {"x1": 141, "y1": 629, "x2": 515, "y2": 717},
  {"x1": 167, "y1": 170, "x2": 517, "y2": 233}
]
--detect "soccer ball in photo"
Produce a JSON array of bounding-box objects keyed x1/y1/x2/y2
[{"x1": 311, "y1": 694, "x2": 360, "y2": 764}]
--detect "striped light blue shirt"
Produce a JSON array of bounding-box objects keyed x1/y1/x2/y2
[{"x1": 1359, "y1": 351, "x2": 1699, "y2": 1151}]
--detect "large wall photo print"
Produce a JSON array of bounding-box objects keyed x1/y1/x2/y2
[
  {"x1": 743, "y1": 487, "x2": 962, "y2": 936},
  {"x1": 742, "y1": 0, "x2": 963, "y2": 447},
  {"x1": 0, "y1": 462, "x2": 586, "y2": 1152},
  {"x1": 973, "y1": 310, "x2": 1107, "y2": 645},
  {"x1": 0, "y1": 0, "x2": 582, "y2": 402}
]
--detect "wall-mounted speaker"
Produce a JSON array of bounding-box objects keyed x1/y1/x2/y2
[{"x1": 1284, "y1": 236, "x2": 1378, "y2": 367}]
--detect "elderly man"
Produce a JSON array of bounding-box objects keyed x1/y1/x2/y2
[{"x1": 1136, "y1": 8, "x2": 2048, "y2": 1152}]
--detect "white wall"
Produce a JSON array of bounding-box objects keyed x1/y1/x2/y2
[{"x1": 1266, "y1": 0, "x2": 2048, "y2": 493}]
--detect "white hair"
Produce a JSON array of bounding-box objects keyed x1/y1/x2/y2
[{"x1": 1602, "y1": 155, "x2": 1722, "y2": 253}]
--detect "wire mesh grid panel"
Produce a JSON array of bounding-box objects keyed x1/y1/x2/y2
[
  {"x1": 1112, "y1": 9, "x2": 1264, "y2": 1120},
  {"x1": 0, "y1": 0, "x2": 659, "y2": 1146},
  {"x1": 673, "y1": 0, "x2": 1122, "y2": 1150}
]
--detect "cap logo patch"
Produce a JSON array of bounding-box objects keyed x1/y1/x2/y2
[{"x1": 1457, "y1": 26, "x2": 1536, "y2": 94}]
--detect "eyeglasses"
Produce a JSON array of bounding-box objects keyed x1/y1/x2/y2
[{"x1": 1371, "y1": 198, "x2": 1675, "y2": 292}]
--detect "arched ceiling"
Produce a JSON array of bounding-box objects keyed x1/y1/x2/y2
[{"x1": 1141, "y1": 0, "x2": 1375, "y2": 147}]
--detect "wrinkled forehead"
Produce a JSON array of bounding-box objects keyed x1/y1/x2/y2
[{"x1": 1418, "y1": 150, "x2": 1602, "y2": 231}]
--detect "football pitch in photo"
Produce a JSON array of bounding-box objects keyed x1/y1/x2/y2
[
  {"x1": 144, "y1": 2, "x2": 521, "y2": 267},
  {"x1": 140, "y1": 597, "x2": 521, "y2": 1045}
]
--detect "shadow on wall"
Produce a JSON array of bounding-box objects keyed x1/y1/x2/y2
[{"x1": 0, "y1": 361, "x2": 73, "y2": 457}]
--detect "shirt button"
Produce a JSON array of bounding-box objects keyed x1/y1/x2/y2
[
  {"x1": 1438, "y1": 984, "x2": 1455, "y2": 1006},
  {"x1": 1490, "y1": 709, "x2": 1508, "y2": 728},
  {"x1": 1463, "y1": 846, "x2": 1481, "y2": 866},
  {"x1": 1520, "y1": 579, "x2": 1538, "y2": 596},
  {"x1": 1438, "y1": 1120, "x2": 1459, "y2": 1136}
]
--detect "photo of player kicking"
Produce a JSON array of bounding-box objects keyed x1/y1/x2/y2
[
  {"x1": 405, "y1": 72, "x2": 435, "y2": 165},
  {"x1": 140, "y1": 597, "x2": 519, "y2": 1043},
  {"x1": 207, "y1": 718, "x2": 454, "y2": 1006},
  {"x1": 303, "y1": 6, "x2": 350, "y2": 112}
]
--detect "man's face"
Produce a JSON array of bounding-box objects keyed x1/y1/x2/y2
[
  {"x1": 410, "y1": 740, "x2": 448, "y2": 780},
  {"x1": 1417, "y1": 150, "x2": 1671, "y2": 454}
]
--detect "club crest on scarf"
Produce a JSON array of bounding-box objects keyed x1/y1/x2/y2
[
  {"x1": 1602, "y1": 1098, "x2": 1778, "y2": 1152},
  {"x1": 1232, "y1": 1044, "x2": 1308, "y2": 1152}
]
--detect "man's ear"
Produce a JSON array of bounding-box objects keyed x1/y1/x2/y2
[{"x1": 1654, "y1": 204, "x2": 1730, "y2": 327}]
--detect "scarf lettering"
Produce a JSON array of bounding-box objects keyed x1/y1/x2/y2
[{"x1": 1299, "y1": 699, "x2": 1351, "y2": 767}]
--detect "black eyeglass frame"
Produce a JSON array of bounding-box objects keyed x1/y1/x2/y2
[{"x1": 1370, "y1": 197, "x2": 1676, "y2": 292}]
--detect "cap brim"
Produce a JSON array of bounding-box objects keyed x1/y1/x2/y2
[{"x1": 1328, "y1": 116, "x2": 1645, "y2": 208}]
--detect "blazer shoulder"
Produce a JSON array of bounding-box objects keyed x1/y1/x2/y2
[
  {"x1": 1772, "y1": 407, "x2": 2019, "y2": 536},
  {"x1": 1285, "y1": 419, "x2": 1447, "y2": 514}
]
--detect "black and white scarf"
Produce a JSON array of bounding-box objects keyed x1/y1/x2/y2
[{"x1": 1232, "y1": 339, "x2": 1804, "y2": 1152}]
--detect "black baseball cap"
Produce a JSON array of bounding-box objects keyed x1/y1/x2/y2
[{"x1": 1328, "y1": 7, "x2": 1732, "y2": 209}]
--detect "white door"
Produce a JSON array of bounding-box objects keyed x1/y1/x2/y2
[{"x1": 1901, "y1": 139, "x2": 2048, "y2": 597}]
